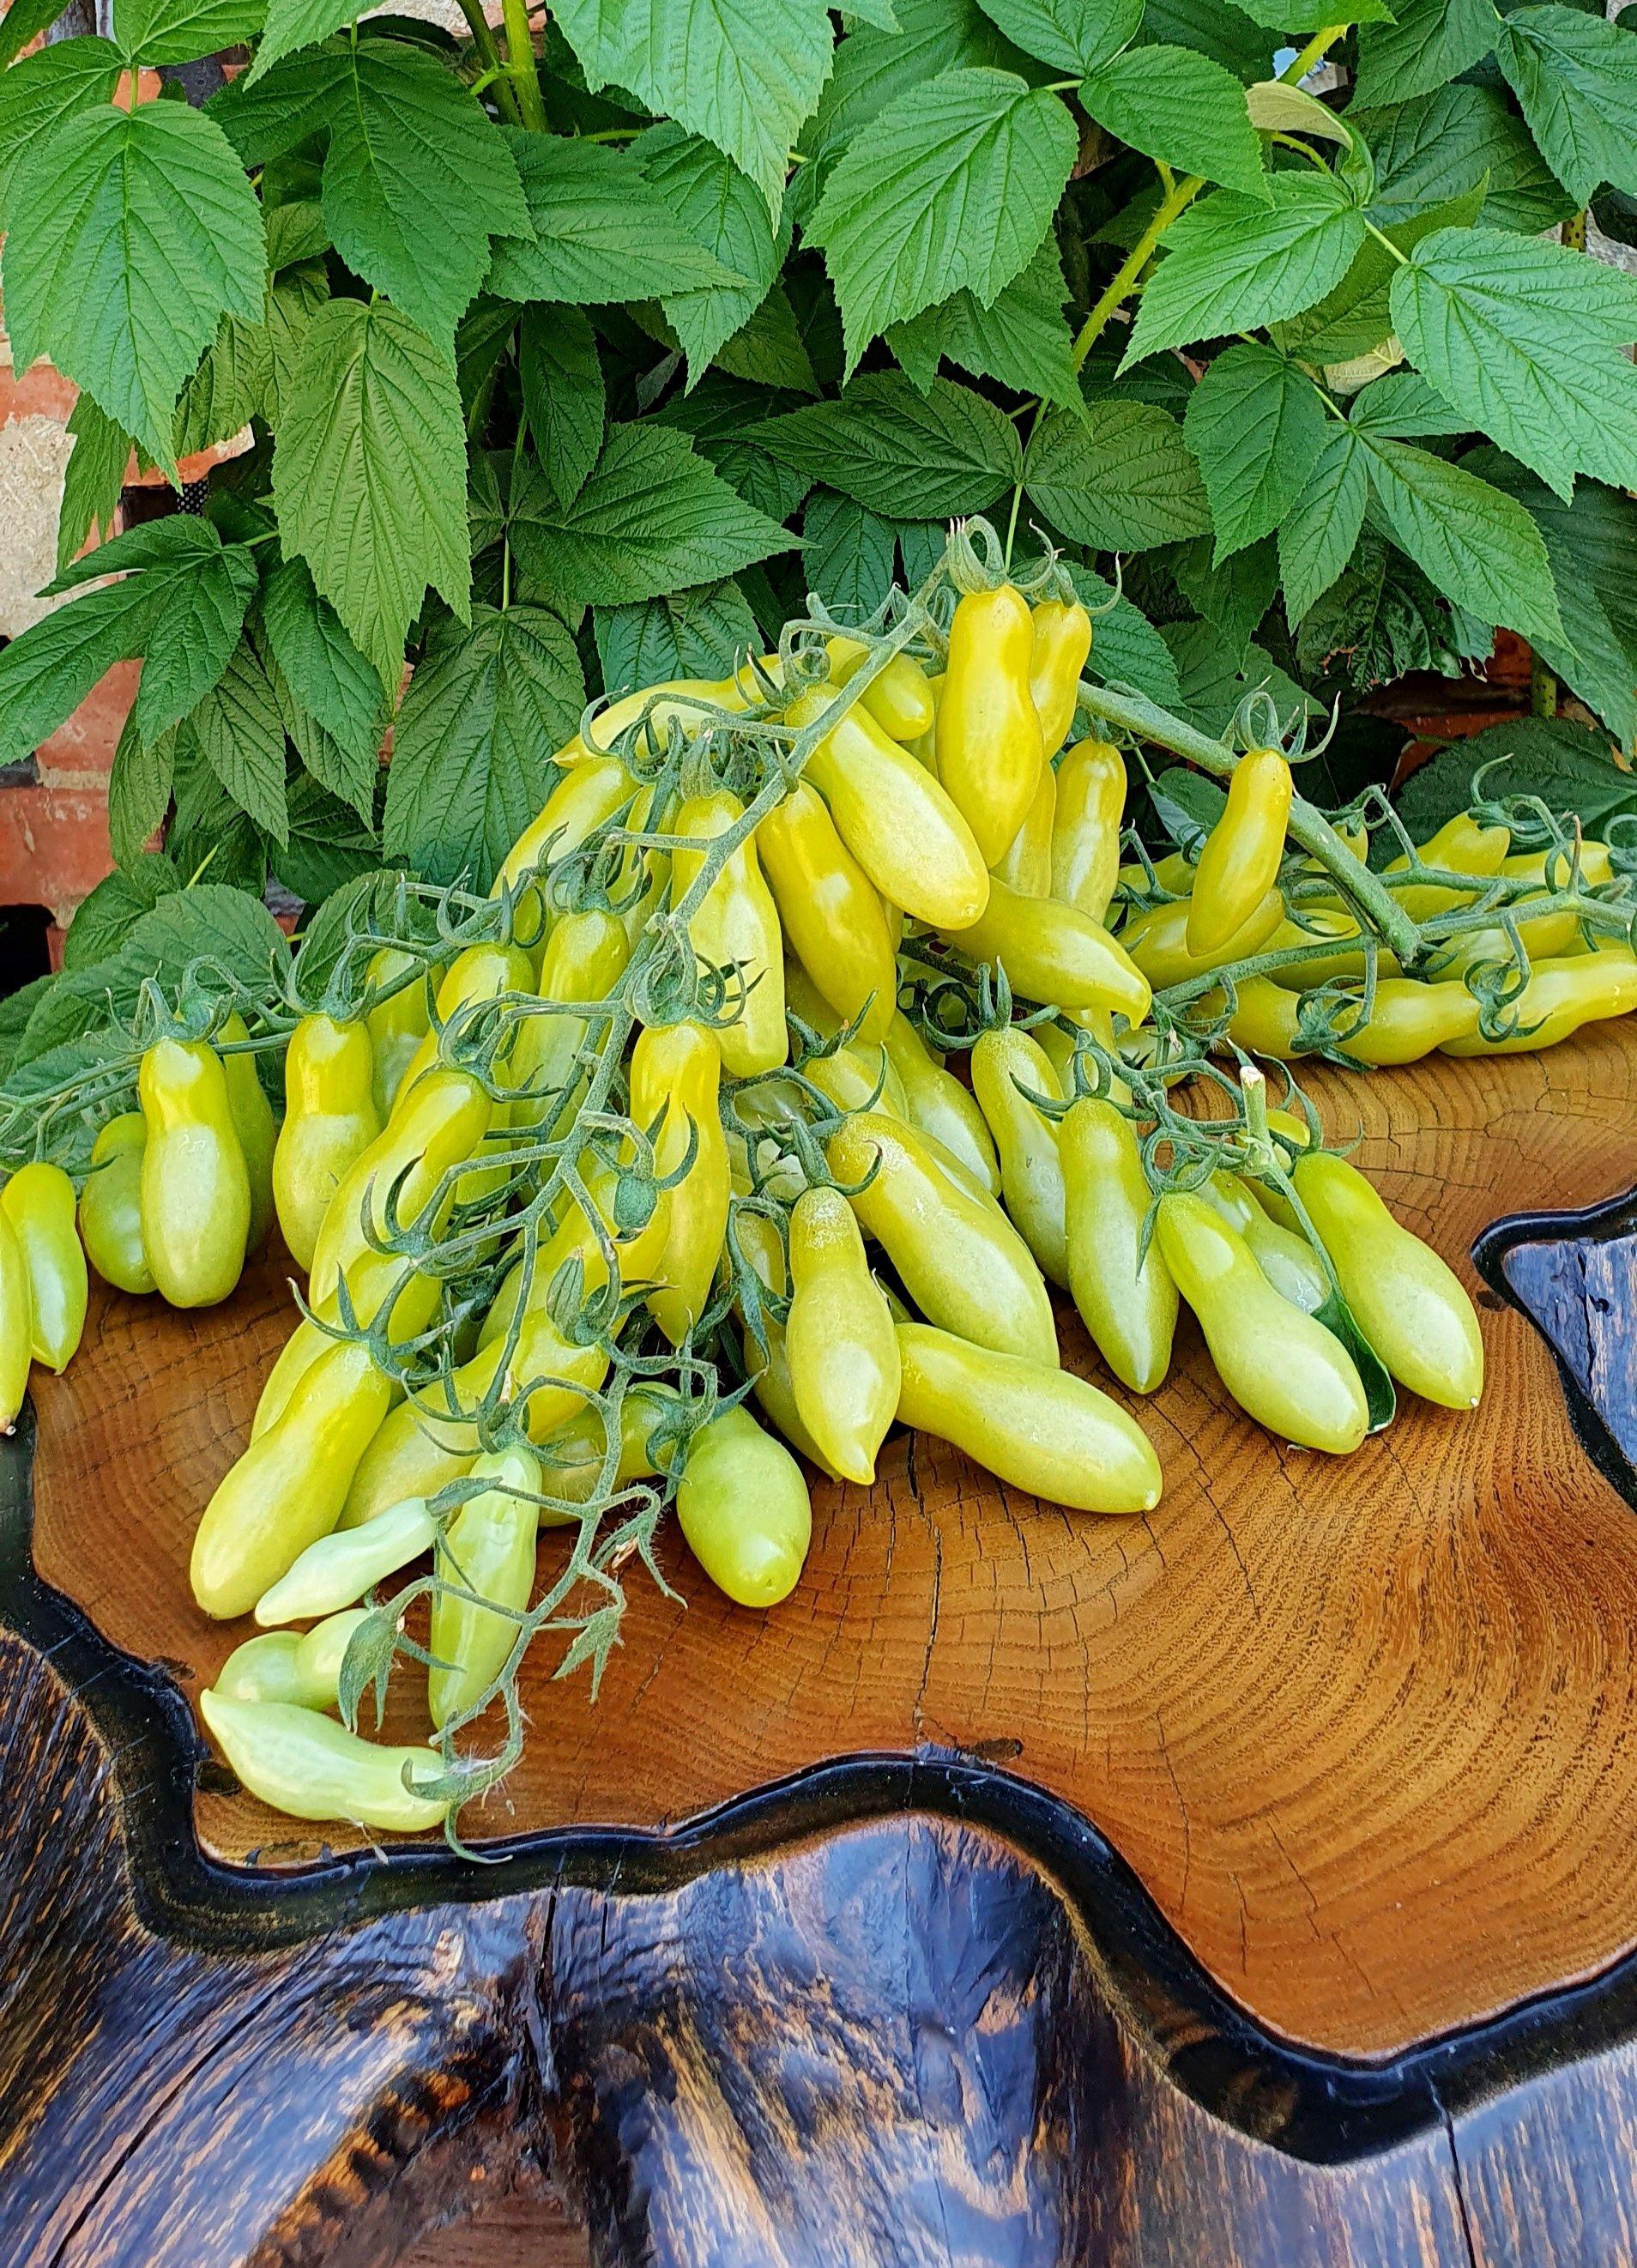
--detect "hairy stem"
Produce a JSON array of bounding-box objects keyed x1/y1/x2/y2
[{"x1": 499, "y1": 0, "x2": 547, "y2": 130}]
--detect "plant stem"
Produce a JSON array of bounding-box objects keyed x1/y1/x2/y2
[
  {"x1": 499, "y1": 0, "x2": 547, "y2": 130},
  {"x1": 1076, "y1": 680, "x2": 1424, "y2": 962},
  {"x1": 1070, "y1": 173, "x2": 1200, "y2": 373},
  {"x1": 454, "y1": 0, "x2": 520, "y2": 122}
]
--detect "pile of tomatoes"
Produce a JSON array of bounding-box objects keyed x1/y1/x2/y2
[{"x1": 6, "y1": 547, "x2": 1634, "y2": 1836}]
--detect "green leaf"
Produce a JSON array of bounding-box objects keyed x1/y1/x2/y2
[
  {"x1": 114, "y1": 0, "x2": 263, "y2": 65},
  {"x1": 184, "y1": 637, "x2": 290, "y2": 842},
  {"x1": 56, "y1": 393, "x2": 131, "y2": 579},
  {"x1": 3, "y1": 100, "x2": 264, "y2": 471},
  {"x1": 385, "y1": 603, "x2": 585, "y2": 886},
  {"x1": 1123, "y1": 173, "x2": 1364, "y2": 366},
  {"x1": 274, "y1": 297, "x2": 470, "y2": 682},
  {"x1": 0, "y1": 38, "x2": 120, "y2": 224},
  {"x1": 631, "y1": 124, "x2": 782, "y2": 381},
  {"x1": 973, "y1": 0, "x2": 1138, "y2": 73},
  {"x1": 509, "y1": 420, "x2": 793, "y2": 606},
  {"x1": 1397, "y1": 714, "x2": 1629, "y2": 844},
  {"x1": 755, "y1": 372, "x2": 1021, "y2": 518},
  {"x1": 118, "y1": 880, "x2": 290, "y2": 995},
  {"x1": 802, "y1": 488, "x2": 898, "y2": 616},
  {"x1": 249, "y1": 0, "x2": 369, "y2": 82},
  {"x1": 886, "y1": 233, "x2": 1080, "y2": 408},
  {"x1": 263, "y1": 258, "x2": 329, "y2": 420},
  {"x1": 1275, "y1": 185, "x2": 1487, "y2": 367},
  {"x1": 0, "y1": 0, "x2": 78, "y2": 68},
  {"x1": 264, "y1": 197, "x2": 329, "y2": 269},
  {"x1": 595, "y1": 578, "x2": 760, "y2": 690},
  {"x1": 516, "y1": 306, "x2": 605, "y2": 512},
  {"x1": 1169, "y1": 534, "x2": 1277, "y2": 660},
  {"x1": 133, "y1": 538, "x2": 258, "y2": 744},
  {"x1": 809, "y1": 0, "x2": 1019, "y2": 163},
  {"x1": 1024, "y1": 396, "x2": 1211, "y2": 550},
  {"x1": 1357, "y1": 84, "x2": 1578, "y2": 238},
  {"x1": 172, "y1": 310, "x2": 272, "y2": 459},
  {"x1": 1358, "y1": 436, "x2": 1564, "y2": 648},
  {"x1": 1495, "y1": 4, "x2": 1637, "y2": 205},
  {"x1": 1277, "y1": 425, "x2": 1367, "y2": 622},
  {"x1": 1159, "y1": 618, "x2": 1314, "y2": 738},
  {"x1": 271, "y1": 772, "x2": 382, "y2": 905},
  {"x1": 1346, "y1": 370, "x2": 1471, "y2": 440},
  {"x1": 1081, "y1": 44, "x2": 1266, "y2": 198},
  {"x1": 1388, "y1": 227, "x2": 1637, "y2": 502},
  {"x1": 1064, "y1": 565, "x2": 1184, "y2": 710},
  {"x1": 320, "y1": 44, "x2": 529, "y2": 348},
  {"x1": 652, "y1": 377, "x2": 814, "y2": 518},
  {"x1": 108, "y1": 711, "x2": 177, "y2": 864},
  {"x1": 711, "y1": 282, "x2": 819, "y2": 392},
  {"x1": 487, "y1": 129, "x2": 740, "y2": 309},
  {"x1": 1351, "y1": 0, "x2": 1497, "y2": 107},
  {"x1": 261, "y1": 554, "x2": 386, "y2": 765},
  {"x1": 1139, "y1": 0, "x2": 1271, "y2": 83},
  {"x1": 553, "y1": 0, "x2": 834, "y2": 215},
  {"x1": 61, "y1": 853, "x2": 182, "y2": 973},
  {"x1": 1181, "y1": 341, "x2": 1326, "y2": 562},
  {"x1": 207, "y1": 45, "x2": 348, "y2": 167},
  {"x1": 806, "y1": 67, "x2": 1077, "y2": 371}
]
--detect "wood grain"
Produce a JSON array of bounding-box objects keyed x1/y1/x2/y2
[{"x1": 25, "y1": 1024, "x2": 1637, "y2": 2062}]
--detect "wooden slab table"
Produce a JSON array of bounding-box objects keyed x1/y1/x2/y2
[{"x1": 4, "y1": 1029, "x2": 1637, "y2": 2265}]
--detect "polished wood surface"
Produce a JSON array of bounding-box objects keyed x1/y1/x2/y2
[{"x1": 26, "y1": 1024, "x2": 1637, "y2": 2063}]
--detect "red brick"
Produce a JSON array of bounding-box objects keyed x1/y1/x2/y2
[
  {"x1": 0, "y1": 779, "x2": 113, "y2": 928},
  {"x1": 35, "y1": 661, "x2": 138, "y2": 789}
]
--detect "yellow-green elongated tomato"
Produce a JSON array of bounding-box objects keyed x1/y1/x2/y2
[
  {"x1": 1050, "y1": 737, "x2": 1126, "y2": 925},
  {"x1": 784, "y1": 1184, "x2": 900, "y2": 1484},
  {"x1": 1, "y1": 1161, "x2": 87, "y2": 1370},
  {"x1": 191, "y1": 1336, "x2": 394, "y2": 1618},
  {"x1": 825, "y1": 634, "x2": 937, "y2": 742},
  {"x1": 1197, "y1": 1171, "x2": 1328, "y2": 1315},
  {"x1": 895, "y1": 1324, "x2": 1161, "y2": 1514},
  {"x1": 828, "y1": 1112, "x2": 1058, "y2": 1368},
  {"x1": 671, "y1": 788, "x2": 788, "y2": 1077},
  {"x1": 256, "y1": 1496, "x2": 437, "y2": 1625},
  {"x1": 970, "y1": 1027, "x2": 1068, "y2": 1287},
  {"x1": 219, "y1": 1013, "x2": 278, "y2": 1254},
  {"x1": 677, "y1": 1405, "x2": 812, "y2": 1608},
  {"x1": 138, "y1": 1038, "x2": 251, "y2": 1309},
  {"x1": 364, "y1": 947, "x2": 433, "y2": 1121},
  {"x1": 882, "y1": 1011, "x2": 1000, "y2": 1195},
  {"x1": 274, "y1": 1014, "x2": 381, "y2": 1273},
  {"x1": 1155, "y1": 1192, "x2": 1368, "y2": 1453},
  {"x1": 935, "y1": 584, "x2": 1045, "y2": 865},
  {"x1": 1292, "y1": 1152, "x2": 1483, "y2": 1410},
  {"x1": 78, "y1": 1114, "x2": 155, "y2": 1295},
  {"x1": 199, "y1": 1689, "x2": 449, "y2": 1833},
  {"x1": 1186, "y1": 747, "x2": 1292, "y2": 959},
  {"x1": 0, "y1": 1203, "x2": 33, "y2": 1432},
  {"x1": 217, "y1": 1608, "x2": 371, "y2": 1709},
  {"x1": 939, "y1": 878, "x2": 1151, "y2": 1025},
  {"x1": 1028, "y1": 598, "x2": 1092, "y2": 761},
  {"x1": 1060, "y1": 1098, "x2": 1176, "y2": 1394},
  {"x1": 428, "y1": 1444, "x2": 541, "y2": 1731}
]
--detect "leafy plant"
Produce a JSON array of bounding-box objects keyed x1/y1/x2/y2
[{"x1": 3, "y1": 0, "x2": 1637, "y2": 966}]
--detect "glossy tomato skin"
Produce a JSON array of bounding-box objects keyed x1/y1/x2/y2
[
  {"x1": 1293, "y1": 1152, "x2": 1483, "y2": 1410},
  {"x1": 511, "y1": 908, "x2": 630, "y2": 1134},
  {"x1": 1155, "y1": 1191, "x2": 1368, "y2": 1454},
  {"x1": 0, "y1": 1203, "x2": 33, "y2": 1430},
  {"x1": 895, "y1": 1321, "x2": 1161, "y2": 1515},
  {"x1": 882, "y1": 1011, "x2": 1000, "y2": 1196},
  {"x1": 1051, "y1": 738, "x2": 1126, "y2": 925},
  {"x1": 215, "y1": 1607, "x2": 370, "y2": 1709},
  {"x1": 1441, "y1": 946, "x2": 1637, "y2": 1055},
  {"x1": 940, "y1": 876, "x2": 1151, "y2": 1025},
  {"x1": 825, "y1": 634, "x2": 937, "y2": 742},
  {"x1": 677, "y1": 1405, "x2": 812, "y2": 1608},
  {"x1": 1121, "y1": 884, "x2": 1285, "y2": 993},
  {"x1": 78, "y1": 1113, "x2": 155, "y2": 1296},
  {"x1": 993, "y1": 762, "x2": 1056, "y2": 896},
  {"x1": 274, "y1": 1014, "x2": 381, "y2": 1272},
  {"x1": 672, "y1": 788, "x2": 788, "y2": 1078},
  {"x1": 935, "y1": 585, "x2": 1045, "y2": 866},
  {"x1": 1028, "y1": 598, "x2": 1092, "y2": 761},
  {"x1": 198, "y1": 1688, "x2": 448, "y2": 1833},
  {"x1": 1186, "y1": 747, "x2": 1293, "y2": 959},
  {"x1": 219, "y1": 1013, "x2": 277, "y2": 1254},
  {"x1": 1060, "y1": 1097, "x2": 1176, "y2": 1395},
  {"x1": 428, "y1": 1444, "x2": 541, "y2": 1730},
  {"x1": 1, "y1": 1159, "x2": 87, "y2": 1370},
  {"x1": 784, "y1": 1183, "x2": 899, "y2": 1484},
  {"x1": 970, "y1": 1026, "x2": 1068, "y2": 1287},
  {"x1": 629, "y1": 1021, "x2": 731, "y2": 1346},
  {"x1": 758, "y1": 779, "x2": 897, "y2": 1044},
  {"x1": 138, "y1": 1038, "x2": 251, "y2": 1309},
  {"x1": 365, "y1": 948, "x2": 433, "y2": 1121}
]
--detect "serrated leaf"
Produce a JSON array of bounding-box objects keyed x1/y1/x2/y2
[
  {"x1": 516, "y1": 305, "x2": 605, "y2": 509},
  {"x1": 1358, "y1": 83, "x2": 1577, "y2": 238},
  {"x1": 1159, "y1": 619, "x2": 1314, "y2": 738},
  {"x1": 1024, "y1": 396, "x2": 1211, "y2": 551},
  {"x1": 974, "y1": 0, "x2": 1138, "y2": 73},
  {"x1": 172, "y1": 310, "x2": 272, "y2": 459},
  {"x1": 1139, "y1": 0, "x2": 1271, "y2": 83},
  {"x1": 0, "y1": 38, "x2": 121, "y2": 224},
  {"x1": 1397, "y1": 714, "x2": 1629, "y2": 844},
  {"x1": 1064, "y1": 565, "x2": 1184, "y2": 709},
  {"x1": 1082, "y1": 44, "x2": 1266, "y2": 198},
  {"x1": 264, "y1": 197, "x2": 329, "y2": 269},
  {"x1": 320, "y1": 44, "x2": 529, "y2": 348},
  {"x1": 61, "y1": 853, "x2": 182, "y2": 973},
  {"x1": 553, "y1": 0, "x2": 834, "y2": 215},
  {"x1": 56, "y1": 392, "x2": 131, "y2": 579},
  {"x1": 487, "y1": 130, "x2": 740, "y2": 308},
  {"x1": 184, "y1": 637, "x2": 290, "y2": 842},
  {"x1": 802, "y1": 488, "x2": 898, "y2": 617},
  {"x1": 1357, "y1": 436, "x2": 1564, "y2": 648},
  {"x1": 274, "y1": 297, "x2": 470, "y2": 682},
  {"x1": 207, "y1": 45, "x2": 348, "y2": 166},
  {"x1": 134, "y1": 539, "x2": 258, "y2": 744},
  {"x1": 118, "y1": 880, "x2": 291, "y2": 995},
  {"x1": 886, "y1": 233, "x2": 1080, "y2": 408},
  {"x1": 262, "y1": 553, "x2": 386, "y2": 767},
  {"x1": 108, "y1": 711, "x2": 177, "y2": 863},
  {"x1": 1123, "y1": 172, "x2": 1363, "y2": 366},
  {"x1": 1169, "y1": 534, "x2": 1277, "y2": 659},
  {"x1": 508, "y1": 420, "x2": 793, "y2": 606},
  {"x1": 806, "y1": 67, "x2": 1077, "y2": 371},
  {"x1": 712, "y1": 281, "x2": 818, "y2": 392},
  {"x1": 385, "y1": 603, "x2": 585, "y2": 886},
  {"x1": 272, "y1": 771, "x2": 382, "y2": 904},
  {"x1": 1182, "y1": 341, "x2": 1326, "y2": 562},
  {"x1": 1242, "y1": 79, "x2": 1350, "y2": 144},
  {"x1": 263, "y1": 258, "x2": 329, "y2": 420},
  {"x1": 1346, "y1": 370, "x2": 1471, "y2": 440},
  {"x1": 631, "y1": 123, "x2": 782, "y2": 380},
  {"x1": 755, "y1": 372, "x2": 1020, "y2": 518},
  {"x1": 114, "y1": 0, "x2": 263, "y2": 65},
  {"x1": 1351, "y1": 0, "x2": 1497, "y2": 107},
  {"x1": 249, "y1": 0, "x2": 369, "y2": 82},
  {"x1": 1276, "y1": 185, "x2": 1486, "y2": 367},
  {"x1": 808, "y1": 0, "x2": 1018, "y2": 163},
  {"x1": 595, "y1": 578, "x2": 759, "y2": 690},
  {"x1": 1495, "y1": 4, "x2": 1637, "y2": 205},
  {"x1": 3, "y1": 100, "x2": 264, "y2": 471},
  {"x1": 1278, "y1": 425, "x2": 1367, "y2": 622},
  {"x1": 0, "y1": 0, "x2": 78, "y2": 67},
  {"x1": 1389, "y1": 227, "x2": 1637, "y2": 502},
  {"x1": 652, "y1": 375, "x2": 815, "y2": 515}
]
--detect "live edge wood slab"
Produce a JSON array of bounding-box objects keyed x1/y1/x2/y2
[{"x1": 5, "y1": 1024, "x2": 1637, "y2": 2265}]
